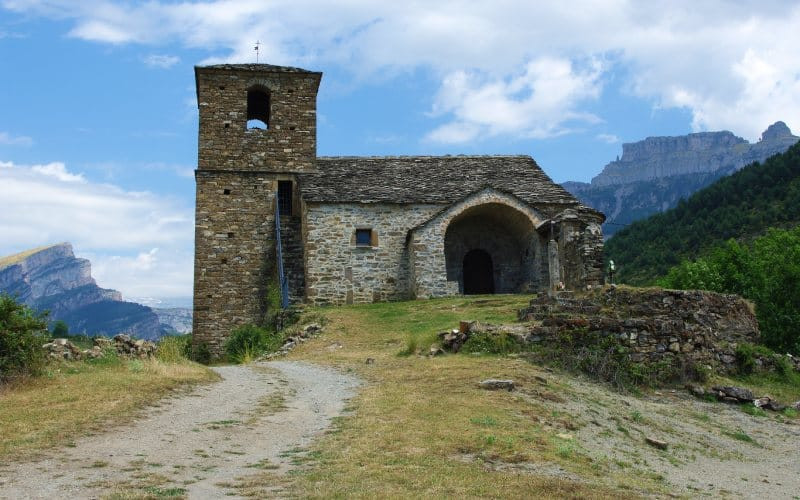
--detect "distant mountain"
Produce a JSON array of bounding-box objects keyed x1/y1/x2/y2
[
  {"x1": 605, "y1": 141, "x2": 800, "y2": 285},
  {"x1": 153, "y1": 307, "x2": 193, "y2": 334},
  {"x1": 564, "y1": 121, "x2": 799, "y2": 237},
  {"x1": 0, "y1": 243, "x2": 165, "y2": 340}
]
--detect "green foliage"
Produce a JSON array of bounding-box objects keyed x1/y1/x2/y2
[
  {"x1": 191, "y1": 342, "x2": 212, "y2": 365},
  {"x1": 0, "y1": 293, "x2": 50, "y2": 380},
  {"x1": 461, "y1": 330, "x2": 524, "y2": 355},
  {"x1": 398, "y1": 335, "x2": 419, "y2": 356},
  {"x1": 225, "y1": 324, "x2": 283, "y2": 364},
  {"x1": 659, "y1": 227, "x2": 800, "y2": 354},
  {"x1": 734, "y1": 343, "x2": 775, "y2": 375},
  {"x1": 262, "y1": 281, "x2": 283, "y2": 330},
  {"x1": 607, "y1": 142, "x2": 800, "y2": 284},
  {"x1": 51, "y1": 320, "x2": 69, "y2": 338},
  {"x1": 157, "y1": 335, "x2": 191, "y2": 363}
]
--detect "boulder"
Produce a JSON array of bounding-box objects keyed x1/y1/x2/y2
[
  {"x1": 645, "y1": 437, "x2": 668, "y2": 450},
  {"x1": 478, "y1": 379, "x2": 515, "y2": 391},
  {"x1": 712, "y1": 386, "x2": 754, "y2": 402}
]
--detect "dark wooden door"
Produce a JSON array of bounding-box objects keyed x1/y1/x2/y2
[{"x1": 463, "y1": 249, "x2": 495, "y2": 294}]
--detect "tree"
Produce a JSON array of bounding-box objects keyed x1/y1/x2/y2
[
  {"x1": 51, "y1": 320, "x2": 69, "y2": 338},
  {"x1": 0, "y1": 293, "x2": 49, "y2": 380}
]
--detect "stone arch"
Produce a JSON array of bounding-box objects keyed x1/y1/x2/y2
[
  {"x1": 408, "y1": 188, "x2": 545, "y2": 298},
  {"x1": 246, "y1": 85, "x2": 270, "y2": 129}
]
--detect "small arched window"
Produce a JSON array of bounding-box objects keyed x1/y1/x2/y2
[{"x1": 246, "y1": 87, "x2": 270, "y2": 130}]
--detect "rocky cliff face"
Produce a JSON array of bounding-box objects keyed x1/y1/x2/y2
[
  {"x1": 0, "y1": 243, "x2": 164, "y2": 340},
  {"x1": 564, "y1": 122, "x2": 799, "y2": 237}
]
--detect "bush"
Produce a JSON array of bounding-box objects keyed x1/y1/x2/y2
[
  {"x1": 0, "y1": 293, "x2": 50, "y2": 381},
  {"x1": 225, "y1": 324, "x2": 283, "y2": 363},
  {"x1": 461, "y1": 331, "x2": 524, "y2": 355},
  {"x1": 190, "y1": 342, "x2": 212, "y2": 364},
  {"x1": 157, "y1": 335, "x2": 192, "y2": 363},
  {"x1": 51, "y1": 320, "x2": 69, "y2": 338}
]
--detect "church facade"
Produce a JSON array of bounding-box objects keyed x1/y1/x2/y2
[{"x1": 192, "y1": 64, "x2": 605, "y2": 355}]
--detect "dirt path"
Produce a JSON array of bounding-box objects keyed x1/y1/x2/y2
[
  {"x1": 551, "y1": 375, "x2": 800, "y2": 498},
  {"x1": 0, "y1": 361, "x2": 360, "y2": 499}
]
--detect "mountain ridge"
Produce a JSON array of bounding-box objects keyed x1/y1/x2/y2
[
  {"x1": 0, "y1": 243, "x2": 167, "y2": 340},
  {"x1": 564, "y1": 121, "x2": 799, "y2": 236}
]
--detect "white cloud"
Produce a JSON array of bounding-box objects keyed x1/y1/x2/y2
[
  {"x1": 427, "y1": 58, "x2": 603, "y2": 143},
  {"x1": 31, "y1": 162, "x2": 85, "y2": 183},
  {"x1": 0, "y1": 131, "x2": 33, "y2": 146},
  {"x1": 0, "y1": 160, "x2": 193, "y2": 298},
  {"x1": 142, "y1": 53, "x2": 180, "y2": 69},
  {"x1": 3, "y1": 1, "x2": 800, "y2": 140},
  {"x1": 596, "y1": 133, "x2": 620, "y2": 144}
]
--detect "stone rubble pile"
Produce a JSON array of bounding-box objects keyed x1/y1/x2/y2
[
  {"x1": 263, "y1": 323, "x2": 323, "y2": 359},
  {"x1": 42, "y1": 334, "x2": 157, "y2": 361},
  {"x1": 438, "y1": 320, "x2": 528, "y2": 353},
  {"x1": 687, "y1": 384, "x2": 799, "y2": 412}
]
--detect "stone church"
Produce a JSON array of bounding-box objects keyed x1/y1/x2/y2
[{"x1": 192, "y1": 63, "x2": 605, "y2": 354}]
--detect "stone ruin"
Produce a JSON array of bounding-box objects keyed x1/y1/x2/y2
[
  {"x1": 42, "y1": 334, "x2": 157, "y2": 361},
  {"x1": 439, "y1": 286, "x2": 800, "y2": 375}
]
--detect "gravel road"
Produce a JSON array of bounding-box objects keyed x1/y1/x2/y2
[{"x1": 0, "y1": 361, "x2": 360, "y2": 499}]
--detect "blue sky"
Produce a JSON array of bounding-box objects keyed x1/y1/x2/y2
[{"x1": 1, "y1": 1, "x2": 799, "y2": 303}]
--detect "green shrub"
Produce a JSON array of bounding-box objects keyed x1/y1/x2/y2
[
  {"x1": 51, "y1": 320, "x2": 69, "y2": 338},
  {"x1": 0, "y1": 293, "x2": 50, "y2": 381},
  {"x1": 157, "y1": 335, "x2": 191, "y2": 363},
  {"x1": 461, "y1": 330, "x2": 524, "y2": 355},
  {"x1": 191, "y1": 342, "x2": 212, "y2": 365},
  {"x1": 225, "y1": 324, "x2": 283, "y2": 364},
  {"x1": 398, "y1": 335, "x2": 419, "y2": 356}
]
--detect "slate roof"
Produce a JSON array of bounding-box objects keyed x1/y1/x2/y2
[
  {"x1": 196, "y1": 63, "x2": 319, "y2": 74},
  {"x1": 299, "y1": 156, "x2": 601, "y2": 218}
]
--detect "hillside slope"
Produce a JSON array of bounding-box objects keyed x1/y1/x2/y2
[
  {"x1": 0, "y1": 243, "x2": 165, "y2": 339},
  {"x1": 605, "y1": 141, "x2": 800, "y2": 284},
  {"x1": 564, "y1": 121, "x2": 798, "y2": 237}
]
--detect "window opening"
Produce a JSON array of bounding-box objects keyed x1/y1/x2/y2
[
  {"x1": 356, "y1": 229, "x2": 372, "y2": 247},
  {"x1": 246, "y1": 87, "x2": 270, "y2": 130},
  {"x1": 277, "y1": 181, "x2": 293, "y2": 216}
]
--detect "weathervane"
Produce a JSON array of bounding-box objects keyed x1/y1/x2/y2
[{"x1": 254, "y1": 40, "x2": 260, "y2": 63}]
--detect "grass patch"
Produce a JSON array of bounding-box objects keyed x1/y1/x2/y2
[
  {"x1": 0, "y1": 358, "x2": 218, "y2": 460},
  {"x1": 740, "y1": 405, "x2": 768, "y2": 418},
  {"x1": 256, "y1": 295, "x2": 652, "y2": 498},
  {"x1": 725, "y1": 429, "x2": 759, "y2": 445}
]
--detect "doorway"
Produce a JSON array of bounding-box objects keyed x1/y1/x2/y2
[{"x1": 463, "y1": 249, "x2": 494, "y2": 294}]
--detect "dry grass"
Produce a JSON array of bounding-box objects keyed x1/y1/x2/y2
[
  {"x1": 239, "y1": 295, "x2": 654, "y2": 498},
  {"x1": 0, "y1": 244, "x2": 61, "y2": 270},
  {"x1": 0, "y1": 357, "x2": 218, "y2": 461}
]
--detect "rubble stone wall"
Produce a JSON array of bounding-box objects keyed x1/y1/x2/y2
[
  {"x1": 303, "y1": 202, "x2": 441, "y2": 305},
  {"x1": 519, "y1": 287, "x2": 760, "y2": 373}
]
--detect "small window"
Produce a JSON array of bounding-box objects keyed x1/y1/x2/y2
[
  {"x1": 246, "y1": 87, "x2": 270, "y2": 130},
  {"x1": 277, "y1": 181, "x2": 292, "y2": 216},
  {"x1": 356, "y1": 229, "x2": 372, "y2": 247}
]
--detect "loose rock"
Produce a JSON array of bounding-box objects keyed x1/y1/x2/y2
[
  {"x1": 645, "y1": 437, "x2": 668, "y2": 450},
  {"x1": 479, "y1": 379, "x2": 515, "y2": 391}
]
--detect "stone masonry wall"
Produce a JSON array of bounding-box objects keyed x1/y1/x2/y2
[
  {"x1": 518, "y1": 287, "x2": 759, "y2": 373},
  {"x1": 193, "y1": 65, "x2": 318, "y2": 356},
  {"x1": 303, "y1": 202, "x2": 441, "y2": 305},
  {"x1": 193, "y1": 171, "x2": 305, "y2": 355},
  {"x1": 411, "y1": 189, "x2": 545, "y2": 298},
  {"x1": 196, "y1": 66, "x2": 321, "y2": 173}
]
